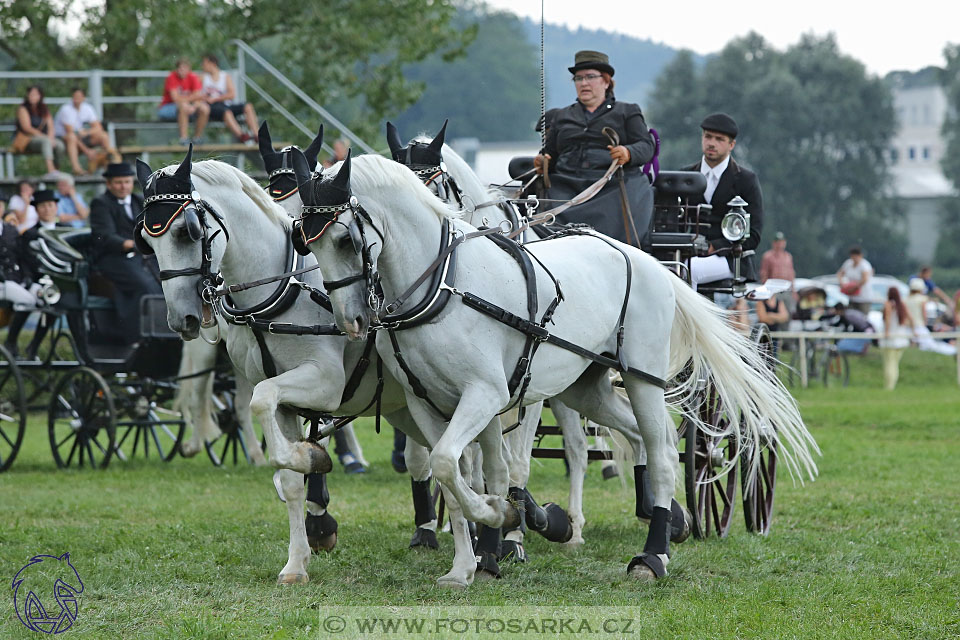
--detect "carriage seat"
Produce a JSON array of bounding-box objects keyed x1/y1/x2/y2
[
  {"x1": 653, "y1": 171, "x2": 706, "y2": 198},
  {"x1": 508, "y1": 156, "x2": 536, "y2": 181},
  {"x1": 36, "y1": 228, "x2": 115, "y2": 309}
]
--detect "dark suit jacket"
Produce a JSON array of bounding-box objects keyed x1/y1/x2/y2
[
  {"x1": 682, "y1": 158, "x2": 764, "y2": 281},
  {"x1": 90, "y1": 192, "x2": 144, "y2": 261},
  {"x1": 0, "y1": 222, "x2": 32, "y2": 284}
]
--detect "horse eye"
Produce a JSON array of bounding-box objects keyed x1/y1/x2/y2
[{"x1": 335, "y1": 233, "x2": 354, "y2": 250}]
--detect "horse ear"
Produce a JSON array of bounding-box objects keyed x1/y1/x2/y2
[
  {"x1": 258, "y1": 121, "x2": 273, "y2": 157},
  {"x1": 290, "y1": 147, "x2": 313, "y2": 192},
  {"x1": 304, "y1": 124, "x2": 324, "y2": 170},
  {"x1": 427, "y1": 119, "x2": 448, "y2": 154},
  {"x1": 331, "y1": 149, "x2": 352, "y2": 192},
  {"x1": 386, "y1": 121, "x2": 403, "y2": 155},
  {"x1": 174, "y1": 144, "x2": 193, "y2": 181},
  {"x1": 136, "y1": 159, "x2": 152, "y2": 190}
]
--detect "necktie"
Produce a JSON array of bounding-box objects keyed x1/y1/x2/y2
[
  {"x1": 120, "y1": 198, "x2": 132, "y2": 219},
  {"x1": 705, "y1": 172, "x2": 719, "y2": 203}
]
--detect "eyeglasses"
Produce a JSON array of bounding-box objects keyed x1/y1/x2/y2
[{"x1": 572, "y1": 73, "x2": 603, "y2": 84}]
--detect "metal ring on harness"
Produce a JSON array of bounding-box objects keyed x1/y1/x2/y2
[{"x1": 199, "y1": 318, "x2": 221, "y2": 345}]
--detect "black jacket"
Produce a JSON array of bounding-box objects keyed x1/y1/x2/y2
[
  {"x1": 90, "y1": 192, "x2": 144, "y2": 261},
  {"x1": 0, "y1": 222, "x2": 32, "y2": 284},
  {"x1": 543, "y1": 98, "x2": 655, "y2": 177},
  {"x1": 682, "y1": 158, "x2": 764, "y2": 281}
]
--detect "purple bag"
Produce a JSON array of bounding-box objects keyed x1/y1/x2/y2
[{"x1": 642, "y1": 128, "x2": 660, "y2": 184}]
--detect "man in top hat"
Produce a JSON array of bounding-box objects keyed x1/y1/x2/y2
[
  {"x1": 532, "y1": 50, "x2": 656, "y2": 247},
  {"x1": 683, "y1": 113, "x2": 764, "y2": 288},
  {"x1": 21, "y1": 189, "x2": 67, "y2": 242},
  {"x1": 90, "y1": 162, "x2": 162, "y2": 343}
]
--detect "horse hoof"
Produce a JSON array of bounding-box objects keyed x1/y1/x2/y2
[
  {"x1": 409, "y1": 527, "x2": 439, "y2": 550},
  {"x1": 539, "y1": 503, "x2": 574, "y2": 543},
  {"x1": 502, "y1": 502, "x2": 522, "y2": 530},
  {"x1": 499, "y1": 540, "x2": 527, "y2": 563},
  {"x1": 602, "y1": 465, "x2": 619, "y2": 480},
  {"x1": 627, "y1": 564, "x2": 658, "y2": 582},
  {"x1": 306, "y1": 442, "x2": 333, "y2": 474},
  {"x1": 671, "y1": 500, "x2": 692, "y2": 544},
  {"x1": 562, "y1": 536, "x2": 585, "y2": 549},
  {"x1": 306, "y1": 512, "x2": 338, "y2": 553},
  {"x1": 277, "y1": 573, "x2": 309, "y2": 585},
  {"x1": 476, "y1": 551, "x2": 501, "y2": 579},
  {"x1": 437, "y1": 575, "x2": 469, "y2": 589},
  {"x1": 627, "y1": 553, "x2": 667, "y2": 581},
  {"x1": 179, "y1": 442, "x2": 200, "y2": 458}
]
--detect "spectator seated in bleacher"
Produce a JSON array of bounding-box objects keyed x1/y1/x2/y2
[
  {"x1": 827, "y1": 302, "x2": 875, "y2": 354},
  {"x1": 7, "y1": 180, "x2": 38, "y2": 234},
  {"x1": 12, "y1": 85, "x2": 65, "y2": 178},
  {"x1": 54, "y1": 87, "x2": 119, "y2": 176},
  {"x1": 90, "y1": 162, "x2": 161, "y2": 344},
  {"x1": 53, "y1": 173, "x2": 90, "y2": 228},
  {"x1": 158, "y1": 58, "x2": 209, "y2": 146},
  {"x1": 200, "y1": 54, "x2": 260, "y2": 144}
]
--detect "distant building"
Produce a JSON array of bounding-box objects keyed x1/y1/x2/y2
[{"x1": 887, "y1": 81, "x2": 955, "y2": 263}]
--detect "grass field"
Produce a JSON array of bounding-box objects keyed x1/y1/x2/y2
[{"x1": 1, "y1": 348, "x2": 958, "y2": 639}]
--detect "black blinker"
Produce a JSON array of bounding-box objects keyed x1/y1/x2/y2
[
  {"x1": 134, "y1": 219, "x2": 155, "y2": 256},
  {"x1": 291, "y1": 223, "x2": 310, "y2": 256},
  {"x1": 185, "y1": 206, "x2": 203, "y2": 242}
]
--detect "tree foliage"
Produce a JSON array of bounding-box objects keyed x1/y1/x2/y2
[
  {"x1": 648, "y1": 33, "x2": 906, "y2": 275},
  {"x1": 935, "y1": 44, "x2": 960, "y2": 268},
  {"x1": 0, "y1": 0, "x2": 472, "y2": 147}
]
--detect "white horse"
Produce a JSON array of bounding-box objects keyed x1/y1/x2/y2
[{"x1": 293, "y1": 150, "x2": 818, "y2": 585}]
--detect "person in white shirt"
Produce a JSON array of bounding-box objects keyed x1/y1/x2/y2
[
  {"x1": 7, "y1": 180, "x2": 38, "y2": 234},
  {"x1": 54, "y1": 88, "x2": 117, "y2": 175},
  {"x1": 200, "y1": 54, "x2": 260, "y2": 144},
  {"x1": 836, "y1": 246, "x2": 873, "y2": 315}
]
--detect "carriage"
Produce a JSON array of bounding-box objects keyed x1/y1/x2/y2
[
  {"x1": 507, "y1": 162, "x2": 780, "y2": 538},
  {"x1": 0, "y1": 226, "x2": 243, "y2": 470}
]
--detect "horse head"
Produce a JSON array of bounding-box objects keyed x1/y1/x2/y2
[
  {"x1": 259, "y1": 121, "x2": 324, "y2": 210},
  {"x1": 292, "y1": 148, "x2": 375, "y2": 340},
  {"x1": 136, "y1": 146, "x2": 226, "y2": 340}
]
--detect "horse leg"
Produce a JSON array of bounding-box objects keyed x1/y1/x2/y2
[
  {"x1": 233, "y1": 374, "x2": 267, "y2": 465},
  {"x1": 176, "y1": 340, "x2": 221, "y2": 457},
  {"x1": 406, "y1": 438, "x2": 438, "y2": 550},
  {"x1": 305, "y1": 473, "x2": 337, "y2": 553},
  {"x1": 340, "y1": 423, "x2": 368, "y2": 468},
  {"x1": 552, "y1": 399, "x2": 588, "y2": 547},
  {"x1": 593, "y1": 425, "x2": 620, "y2": 479},
  {"x1": 436, "y1": 482, "x2": 478, "y2": 588},
  {"x1": 275, "y1": 466, "x2": 312, "y2": 584},
  {"x1": 249, "y1": 363, "x2": 336, "y2": 474}
]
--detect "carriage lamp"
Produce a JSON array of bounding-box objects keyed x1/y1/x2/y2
[
  {"x1": 721, "y1": 196, "x2": 751, "y2": 243},
  {"x1": 37, "y1": 275, "x2": 61, "y2": 306}
]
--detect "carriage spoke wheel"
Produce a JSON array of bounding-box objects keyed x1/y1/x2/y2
[
  {"x1": 0, "y1": 345, "x2": 27, "y2": 472},
  {"x1": 742, "y1": 323, "x2": 779, "y2": 534},
  {"x1": 48, "y1": 367, "x2": 116, "y2": 469},
  {"x1": 683, "y1": 382, "x2": 739, "y2": 539},
  {"x1": 205, "y1": 389, "x2": 258, "y2": 466},
  {"x1": 113, "y1": 390, "x2": 185, "y2": 463}
]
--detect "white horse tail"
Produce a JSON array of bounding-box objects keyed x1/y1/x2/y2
[{"x1": 665, "y1": 273, "x2": 820, "y2": 484}]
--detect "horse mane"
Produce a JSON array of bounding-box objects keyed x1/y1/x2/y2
[
  {"x1": 350, "y1": 154, "x2": 459, "y2": 222},
  {"x1": 159, "y1": 159, "x2": 292, "y2": 230}
]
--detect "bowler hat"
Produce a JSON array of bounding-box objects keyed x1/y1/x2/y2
[
  {"x1": 568, "y1": 50, "x2": 614, "y2": 77},
  {"x1": 31, "y1": 189, "x2": 59, "y2": 205},
  {"x1": 103, "y1": 162, "x2": 136, "y2": 178},
  {"x1": 700, "y1": 113, "x2": 739, "y2": 139}
]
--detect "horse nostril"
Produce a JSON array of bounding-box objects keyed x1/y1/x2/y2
[{"x1": 184, "y1": 315, "x2": 200, "y2": 332}]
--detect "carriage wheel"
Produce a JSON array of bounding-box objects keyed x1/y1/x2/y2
[
  {"x1": 742, "y1": 324, "x2": 779, "y2": 534},
  {"x1": 682, "y1": 380, "x2": 739, "y2": 539},
  {"x1": 205, "y1": 388, "x2": 260, "y2": 466},
  {"x1": 113, "y1": 390, "x2": 186, "y2": 463},
  {"x1": 0, "y1": 345, "x2": 27, "y2": 472},
  {"x1": 48, "y1": 367, "x2": 116, "y2": 469}
]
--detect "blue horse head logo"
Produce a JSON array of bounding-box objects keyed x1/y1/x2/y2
[{"x1": 12, "y1": 553, "x2": 84, "y2": 634}]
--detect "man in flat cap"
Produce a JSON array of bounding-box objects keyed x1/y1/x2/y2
[
  {"x1": 533, "y1": 50, "x2": 657, "y2": 247},
  {"x1": 91, "y1": 162, "x2": 161, "y2": 343},
  {"x1": 683, "y1": 113, "x2": 764, "y2": 287}
]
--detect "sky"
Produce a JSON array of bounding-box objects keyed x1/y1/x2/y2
[{"x1": 481, "y1": 0, "x2": 958, "y2": 76}]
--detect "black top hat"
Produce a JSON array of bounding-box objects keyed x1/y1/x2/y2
[
  {"x1": 568, "y1": 50, "x2": 614, "y2": 77},
  {"x1": 700, "y1": 113, "x2": 739, "y2": 139},
  {"x1": 103, "y1": 162, "x2": 136, "y2": 178},
  {"x1": 31, "y1": 189, "x2": 59, "y2": 205}
]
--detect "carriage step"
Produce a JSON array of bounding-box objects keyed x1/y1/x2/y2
[
  {"x1": 535, "y1": 425, "x2": 607, "y2": 437},
  {"x1": 531, "y1": 448, "x2": 613, "y2": 461}
]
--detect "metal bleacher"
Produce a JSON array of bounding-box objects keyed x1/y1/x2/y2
[{"x1": 0, "y1": 39, "x2": 376, "y2": 183}]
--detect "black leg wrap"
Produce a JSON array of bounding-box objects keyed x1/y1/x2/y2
[
  {"x1": 538, "y1": 503, "x2": 574, "y2": 543},
  {"x1": 499, "y1": 539, "x2": 527, "y2": 563},
  {"x1": 332, "y1": 429, "x2": 348, "y2": 456},
  {"x1": 305, "y1": 511, "x2": 338, "y2": 553},
  {"x1": 305, "y1": 473, "x2": 330, "y2": 510},
  {"x1": 633, "y1": 465, "x2": 655, "y2": 520},
  {"x1": 409, "y1": 527, "x2": 439, "y2": 550},
  {"x1": 411, "y1": 478, "x2": 436, "y2": 527},
  {"x1": 475, "y1": 525, "x2": 502, "y2": 578},
  {"x1": 642, "y1": 506, "x2": 672, "y2": 556},
  {"x1": 627, "y1": 553, "x2": 667, "y2": 578}
]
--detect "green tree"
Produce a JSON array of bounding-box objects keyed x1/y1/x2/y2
[
  {"x1": 935, "y1": 43, "x2": 960, "y2": 268},
  {"x1": 1, "y1": 0, "x2": 472, "y2": 147},
  {"x1": 648, "y1": 33, "x2": 904, "y2": 275}
]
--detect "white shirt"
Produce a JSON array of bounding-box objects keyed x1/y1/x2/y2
[
  {"x1": 838, "y1": 257, "x2": 873, "y2": 303},
  {"x1": 202, "y1": 72, "x2": 230, "y2": 103},
  {"x1": 117, "y1": 196, "x2": 133, "y2": 219},
  {"x1": 700, "y1": 154, "x2": 730, "y2": 203},
  {"x1": 54, "y1": 101, "x2": 100, "y2": 138},
  {"x1": 8, "y1": 194, "x2": 38, "y2": 233}
]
